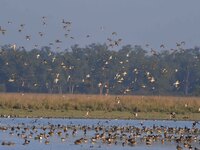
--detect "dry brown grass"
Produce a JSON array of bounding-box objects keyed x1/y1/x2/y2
[{"x1": 0, "y1": 93, "x2": 199, "y2": 115}]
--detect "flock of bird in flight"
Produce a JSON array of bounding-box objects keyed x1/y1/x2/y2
[
  {"x1": 0, "y1": 16, "x2": 187, "y2": 94},
  {"x1": 0, "y1": 16, "x2": 123, "y2": 51}
]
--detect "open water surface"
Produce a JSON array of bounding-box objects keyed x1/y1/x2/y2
[{"x1": 0, "y1": 118, "x2": 199, "y2": 150}]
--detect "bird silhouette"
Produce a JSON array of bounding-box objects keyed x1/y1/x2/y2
[{"x1": 0, "y1": 26, "x2": 6, "y2": 35}]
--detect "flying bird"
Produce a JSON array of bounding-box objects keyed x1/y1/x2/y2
[
  {"x1": 25, "y1": 35, "x2": 31, "y2": 40},
  {"x1": 38, "y1": 32, "x2": 44, "y2": 37},
  {"x1": 112, "y1": 32, "x2": 117, "y2": 35},
  {"x1": 160, "y1": 44, "x2": 165, "y2": 48},
  {"x1": 55, "y1": 39, "x2": 62, "y2": 43},
  {"x1": 7, "y1": 21, "x2": 12, "y2": 24},
  {"x1": 0, "y1": 26, "x2": 6, "y2": 35}
]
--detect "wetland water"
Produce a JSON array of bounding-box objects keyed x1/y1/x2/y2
[{"x1": 0, "y1": 118, "x2": 199, "y2": 150}]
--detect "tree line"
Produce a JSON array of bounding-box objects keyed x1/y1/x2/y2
[{"x1": 0, "y1": 43, "x2": 200, "y2": 96}]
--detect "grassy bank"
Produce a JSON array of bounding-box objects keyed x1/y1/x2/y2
[{"x1": 0, "y1": 93, "x2": 199, "y2": 120}]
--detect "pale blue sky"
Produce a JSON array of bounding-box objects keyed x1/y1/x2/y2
[{"x1": 1, "y1": 0, "x2": 200, "y2": 50}]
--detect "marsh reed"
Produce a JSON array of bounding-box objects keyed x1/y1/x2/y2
[{"x1": 0, "y1": 93, "x2": 199, "y2": 114}]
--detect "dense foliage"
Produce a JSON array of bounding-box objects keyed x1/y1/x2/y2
[{"x1": 0, "y1": 43, "x2": 200, "y2": 96}]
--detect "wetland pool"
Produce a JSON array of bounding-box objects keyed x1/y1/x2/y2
[{"x1": 0, "y1": 118, "x2": 199, "y2": 150}]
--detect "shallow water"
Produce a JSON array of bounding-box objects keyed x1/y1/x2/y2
[{"x1": 0, "y1": 118, "x2": 199, "y2": 150}]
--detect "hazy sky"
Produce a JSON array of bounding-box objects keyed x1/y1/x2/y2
[{"x1": 1, "y1": 0, "x2": 200, "y2": 50}]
